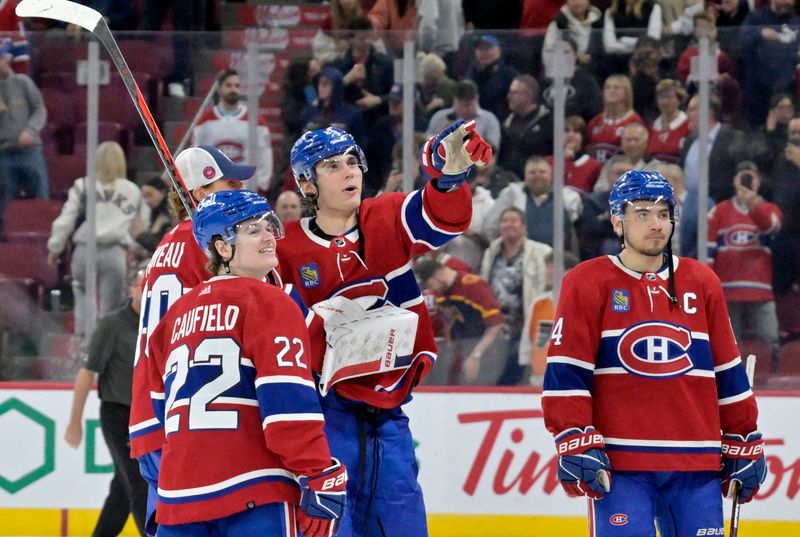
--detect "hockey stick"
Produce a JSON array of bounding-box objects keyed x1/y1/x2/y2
[
  {"x1": 16, "y1": 0, "x2": 195, "y2": 216},
  {"x1": 730, "y1": 353, "x2": 757, "y2": 537},
  {"x1": 173, "y1": 78, "x2": 219, "y2": 155}
]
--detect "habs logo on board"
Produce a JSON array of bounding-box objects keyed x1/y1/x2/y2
[
  {"x1": 611, "y1": 289, "x2": 630, "y2": 312},
  {"x1": 616, "y1": 321, "x2": 694, "y2": 377},
  {"x1": 300, "y1": 263, "x2": 320, "y2": 288},
  {"x1": 609, "y1": 513, "x2": 628, "y2": 526}
]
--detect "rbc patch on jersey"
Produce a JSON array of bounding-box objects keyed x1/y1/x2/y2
[
  {"x1": 611, "y1": 289, "x2": 630, "y2": 312},
  {"x1": 300, "y1": 263, "x2": 321, "y2": 289}
]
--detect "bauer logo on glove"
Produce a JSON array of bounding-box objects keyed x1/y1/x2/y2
[{"x1": 420, "y1": 119, "x2": 492, "y2": 190}]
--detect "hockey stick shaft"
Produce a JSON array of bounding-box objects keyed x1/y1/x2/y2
[
  {"x1": 17, "y1": 0, "x2": 195, "y2": 216},
  {"x1": 730, "y1": 354, "x2": 757, "y2": 537},
  {"x1": 174, "y1": 78, "x2": 219, "y2": 155}
]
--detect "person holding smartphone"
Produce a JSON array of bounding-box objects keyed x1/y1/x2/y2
[{"x1": 707, "y1": 161, "x2": 783, "y2": 363}]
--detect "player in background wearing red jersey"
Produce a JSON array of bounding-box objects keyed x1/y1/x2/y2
[
  {"x1": 145, "y1": 189, "x2": 346, "y2": 537},
  {"x1": 282, "y1": 120, "x2": 490, "y2": 536},
  {"x1": 128, "y1": 145, "x2": 254, "y2": 536},
  {"x1": 541, "y1": 171, "x2": 767, "y2": 536}
]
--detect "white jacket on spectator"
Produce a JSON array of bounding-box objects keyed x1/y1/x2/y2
[
  {"x1": 481, "y1": 181, "x2": 583, "y2": 240},
  {"x1": 542, "y1": 3, "x2": 603, "y2": 59},
  {"x1": 442, "y1": 184, "x2": 495, "y2": 271},
  {"x1": 480, "y1": 237, "x2": 552, "y2": 366},
  {"x1": 47, "y1": 176, "x2": 141, "y2": 255},
  {"x1": 418, "y1": 0, "x2": 465, "y2": 54}
]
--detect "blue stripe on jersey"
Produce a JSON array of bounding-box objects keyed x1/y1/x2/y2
[
  {"x1": 386, "y1": 267, "x2": 423, "y2": 307},
  {"x1": 543, "y1": 362, "x2": 594, "y2": 392},
  {"x1": 152, "y1": 399, "x2": 166, "y2": 424},
  {"x1": 166, "y1": 367, "x2": 258, "y2": 403},
  {"x1": 402, "y1": 189, "x2": 456, "y2": 248},
  {"x1": 286, "y1": 285, "x2": 308, "y2": 316},
  {"x1": 130, "y1": 420, "x2": 163, "y2": 439},
  {"x1": 158, "y1": 473, "x2": 297, "y2": 504},
  {"x1": 606, "y1": 445, "x2": 720, "y2": 455},
  {"x1": 257, "y1": 381, "x2": 322, "y2": 420},
  {"x1": 715, "y1": 364, "x2": 751, "y2": 400},
  {"x1": 597, "y1": 332, "x2": 714, "y2": 375}
]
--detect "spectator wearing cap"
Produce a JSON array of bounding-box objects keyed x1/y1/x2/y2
[
  {"x1": 300, "y1": 66, "x2": 366, "y2": 147},
  {"x1": 47, "y1": 142, "x2": 142, "y2": 339},
  {"x1": 498, "y1": 75, "x2": 553, "y2": 178},
  {"x1": 602, "y1": 0, "x2": 663, "y2": 74},
  {"x1": 466, "y1": 35, "x2": 518, "y2": 120},
  {"x1": 327, "y1": 16, "x2": 394, "y2": 129},
  {"x1": 191, "y1": 69, "x2": 274, "y2": 194},
  {"x1": 416, "y1": 52, "x2": 457, "y2": 122},
  {"x1": 363, "y1": 82, "x2": 427, "y2": 196},
  {"x1": 426, "y1": 79, "x2": 502, "y2": 150},
  {"x1": 681, "y1": 93, "x2": 747, "y2": 203},
  {"x1": 0, "y1": 40, "x2": 48, "y2": 227},
  {"x1": 542, "y1": 0, "x2": 604, "y2": 73},
  {"x1": 167, "y1": 144, "x2": 255, "y2": 222},
  {"x1": 708, "y1": 160, "x2": 783, "y2": 361}
]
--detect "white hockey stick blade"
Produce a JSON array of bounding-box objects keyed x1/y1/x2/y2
[{"x1": 16, "y1": 0, "x2": 102, "y2": 32}]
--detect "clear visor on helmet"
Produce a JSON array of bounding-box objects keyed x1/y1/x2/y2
[
  {"x1": 315, "y1": 149, "x2": 366, "y2": 175},
  {"x1": 234, "y1": 211, "x2": 285, "y2": 240},
  {"x1": 614, "y1": 197, "x2": 680, "y2": 223}
]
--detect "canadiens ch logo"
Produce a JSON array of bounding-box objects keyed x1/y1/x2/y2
[
  {"x1": 724, "y1": 225, "x2": 758, "y2": 248},
  {"x1": 611, "y1": 289, "x2": 630, "y2": 312},
  {"x1": 610, "y1": 514, "x2": 628, "y2": 526},
  {"x1": 300, "y1": 263, "x2": 321, "y2": 289},
  {"x1": 617, "y1": 321, "x2": 694, "y2": 377}
]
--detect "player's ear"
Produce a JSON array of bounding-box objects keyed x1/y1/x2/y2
[
  {"x1": 214, "y1": 238, "x2": 232, "y2": 261},
  {"x1": 610, "y1": 215, "x2": 623, "y2": 237}
]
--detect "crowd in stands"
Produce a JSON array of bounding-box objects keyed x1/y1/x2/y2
[{"x1": 2, "y1": 0, "x2": 800, "y2": 387}]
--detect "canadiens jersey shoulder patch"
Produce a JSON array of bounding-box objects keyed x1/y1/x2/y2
[
  {"x1": 611, "y1": 289, "x2": 630, "y2": 312},
  {"x1": 300, "y1": 263, "x2": 321, "y2": 289}
]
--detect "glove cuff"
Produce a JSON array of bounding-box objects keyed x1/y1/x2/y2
[
  {"x1": 722, "y1": 433, "x2": 764, "y2": 461},
  {"x1": 556, "y1": 427, "x2": 605, "y2": 456},
  {"x1": 420, "y1": 137, "x2": 442, "y2": 180}
]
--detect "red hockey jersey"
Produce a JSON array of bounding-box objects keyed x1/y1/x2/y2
[
  {"x1": 708, "y1": 198, "x2": 782, "y2": 302},
  {"x1": 648, "y1": 112, "x2": 689, "y2": 162},
  {"x1": 129, "y1": 220, "x2": 211, "y2": 458},
  {"x1": 547, "y1": 153, "x2": 602, "y2": 194},
  {"x1": 542, "y1": 255, "x2": 759, "y2": 472},
  {"x1": 278, "y1": 182, "x2": 472, "y2": 408},
  {"x1": 145, "y1": 276, "x2": 332, "y2": 525},
  {"x1": 587, "y1": 110, "x2": 644, "y2": 162}
]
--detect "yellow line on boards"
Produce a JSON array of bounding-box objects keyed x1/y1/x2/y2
[{"x1": 0, "y1": 509, "x2": 139, "y2": 536}]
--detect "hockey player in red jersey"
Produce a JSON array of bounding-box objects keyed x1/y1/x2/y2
[
  {"x1": 282, "y1": 120, "x2": 491, "y2": 536},
  {"x1": 145, "y1": 189, "x2": 346, "y2": 537},
  {"x1": 542, "y1": 171, "x2": 767, "y2": 536},
  {"x1": 128, "y1": 145, "x2": 255, "y2": 535}
]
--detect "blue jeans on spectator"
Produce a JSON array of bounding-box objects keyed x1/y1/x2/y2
[{"x1": 0, "y1": 145, "x2": 49, "y2": 222}]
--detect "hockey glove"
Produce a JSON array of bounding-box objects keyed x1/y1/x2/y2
[
  {"x1": 721, "y1": 431, "x2": 767, "y2": 504},
  {"x1": 297, "y1": 458, "x2": 347, "y2": 537},
  {"x1": 420, "y1": 119, "x2": 492, "y2": 190},
  {"x1": 555, "y1": 426, "x2": 612, "y2": 499}
]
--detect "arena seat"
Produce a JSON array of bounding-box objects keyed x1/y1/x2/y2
[{"x1": 777, "y1": 341, "x2": 800, "y2": 376}]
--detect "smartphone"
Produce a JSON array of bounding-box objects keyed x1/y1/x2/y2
[{"x1": 740, "y1": 172, "x2": 753, "y2": 189}]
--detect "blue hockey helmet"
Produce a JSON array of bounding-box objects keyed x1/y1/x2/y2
[
  {"x1": 192, "y1": 190, "x2": 284, "y2": 257},
  {"x1": 608, "y1": 170, "x2": 678, "y2": 219},
  {"x1": 290, "y1": 127, "x2": 367, "y2": 191}
]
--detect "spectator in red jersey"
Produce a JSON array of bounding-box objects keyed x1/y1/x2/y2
[
  {"x1": 677, "y1": 10, "x2": 737, "y2": 84},
  {"x1": 648, "y1": 79, "x2": 690, "y2": 163},
  {"x1": 547, "y1": 115, "x2": 602, "y2": 194},
  {"x1": 521, "y1": 0, "x2": 563, "y2": 29},
  {"x1": 415, "y1": 256, "x2": 504, "y2": 385},
  {"x1": 708, "y1": 160, "x2": 783, "y2": 362},
  {"x1": 587, "y1": 74, "x2": 644, "y2": 162},
  {"x1": 596, "y1": 122, "x2": 663, "y2": 190}
]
